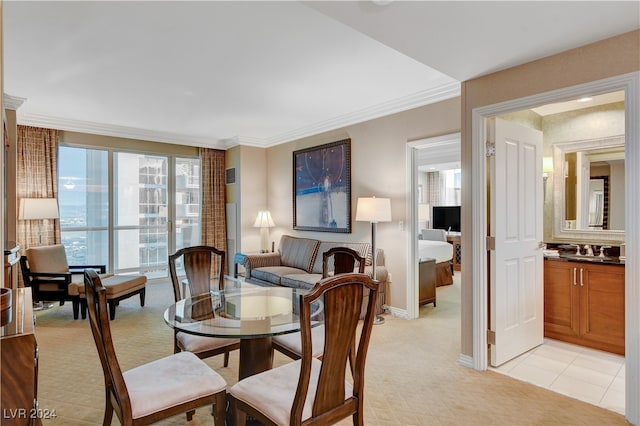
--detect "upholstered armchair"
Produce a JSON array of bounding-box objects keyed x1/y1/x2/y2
[{"x1": 20, "y1": 244, "x2": 105, "y2": 318}]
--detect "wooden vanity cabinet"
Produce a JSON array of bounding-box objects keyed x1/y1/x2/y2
[{"x1": 544, "y1": 259, "x2": 625, "y2": 355}]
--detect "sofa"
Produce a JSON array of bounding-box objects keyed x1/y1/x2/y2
[{"x1": 242, "y1": 235, "x2": 388, "y2": 314}]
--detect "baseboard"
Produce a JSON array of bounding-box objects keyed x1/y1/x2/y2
[
  {"x1": 458, "y1": 353, "x2": 474, "y2": 369},
  {"x1": 384, "y1": 305, "x2": 410, "y2": 320}
]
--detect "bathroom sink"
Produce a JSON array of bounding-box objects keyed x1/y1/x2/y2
[{"x1": 560, "y1": 254, "x2": 613, "y2": 262}]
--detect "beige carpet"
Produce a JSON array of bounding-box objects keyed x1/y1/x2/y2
[{"x1": 33, "y1": 274, "x2": 628, "y2": 425}]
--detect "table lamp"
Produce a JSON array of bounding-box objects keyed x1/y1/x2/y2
[
  {"x1": 254, "y1": 210, "x2": 275, "y2": 253},
  {"x1": 355, "y1": 196, "x2": 391, "y2": 324},
  {"x1": 19, "y1": 198, "x2": 60, "y2": 245}
]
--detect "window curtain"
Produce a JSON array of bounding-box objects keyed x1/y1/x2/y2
[
  {"x1": 425, "y1": 171, "x2": 443, "y2": 209},
  {"x1": 16, "y1": 126, "x2": 60, "y2": 250},
  {"x1": 200, "y1": 148, "x2": 227, "y2": 274}
]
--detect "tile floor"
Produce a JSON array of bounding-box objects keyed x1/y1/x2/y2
[{"x1": 491, "y1": 338, "x2": 625, "y2": 415}]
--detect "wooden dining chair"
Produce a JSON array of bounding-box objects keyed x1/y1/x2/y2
[
  {"x1": 84, "y1": 269, "x2": 227, "y2": 425},
  {"x1": 169, "y1": 246, "x2": 240, "y2": 367},
  {"x1": 230, "y1": 272, "x2": 378, "y2": 425},
  {"x1": 272, "y1": 247, "x2": 365, "y2": 361}
]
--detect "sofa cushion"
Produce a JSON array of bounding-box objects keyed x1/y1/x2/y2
[
  {"x1": 311, "y1": 242, "x2": 371, "y2": 274},
  {"x1": 279, "y1": 235, "x2": 320, "y2": 272},
  {"x1": 251, "y1": 266, "x2": 307, "y2": 286},
  {"x1": 280, "y1": 273, "x2": 323, "y2": 290}
]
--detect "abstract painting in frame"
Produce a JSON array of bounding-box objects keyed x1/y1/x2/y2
[{"x1": 293, "y1": 138, "x2": 351, "y2": 233}]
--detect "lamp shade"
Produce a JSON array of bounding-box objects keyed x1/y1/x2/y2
[
  {"x1": 19, "y1": 198, "x2": 59, "y2": 220},
  {"x1": 253, "y1": 210, "x2": 275, "y2": 228},
  {"x1": 355, "y1": 197, "x2": 391, "y2": 223},
  {"x1": 418, "y1": 203, "x2": 430, "y2": 221},
  {"x1": 543, "y1": 157, "x2": 554, "y2": 174}
]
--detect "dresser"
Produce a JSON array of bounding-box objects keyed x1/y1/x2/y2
[
  {"x1": 1, "y1": 288, "x2": 41, "y2": 425},
  {"x1": 419, "y1": 258, "x2": 437, "y2": 307}
]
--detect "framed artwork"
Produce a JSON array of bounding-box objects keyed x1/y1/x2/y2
[{"x1": 293, "y1": 139, "x2": 351, "y2": 233}]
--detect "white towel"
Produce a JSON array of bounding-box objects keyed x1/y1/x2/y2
[{"x1": 543, "y1": 249, "x2": 560, "y2": 258}]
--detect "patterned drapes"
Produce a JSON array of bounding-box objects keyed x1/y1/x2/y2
[
  {"x1": 200, "y1": 148, "x2": 227, "y2": 273},
  {"x1": 16, "y1": 126, "x2": 60, "y2": 250},
  {"x1": 425, "y1": 171, "x2": 442, "y2": 208}
]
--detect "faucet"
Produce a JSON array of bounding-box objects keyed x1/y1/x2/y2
[
  {"x1": 599, "y1": 245, "x2": 611, "y2": 258},
  {"x1": 569, "y1": 244, "x2": 582, "y2": 255},
  {"x1": 584, "y1": 244, "x2": 594, "y2": 256}
]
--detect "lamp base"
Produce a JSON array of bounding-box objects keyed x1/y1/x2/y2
[{"x1": 33, "y1": 301, "x2": 55, "y2": 311}]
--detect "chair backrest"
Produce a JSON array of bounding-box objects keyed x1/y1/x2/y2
[
  {"x1": 168, "y1": 246, "x2": 226, "y2": 302},
  {"x1": 321, "y1": 247, "x2": 365, "y2": 278},
  {"x1": 84, "y1": 269, "x2": 133, "y2": 420},
  {"x1": 291, "y1": 273, "x2": 378, "y2": 424},
  {"x1": 421, "y1": 229, "x2": 447, "y2": 242},
  {"x1": 24, "y1": 244, "x2": 70, "y2": 273}
]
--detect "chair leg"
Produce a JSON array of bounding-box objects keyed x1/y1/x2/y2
[
  {"x1": 213, "y1": 391, "x2": 227, "y2": 426},
  {"x1": 223, "y1": 350, "x2": 230, "y2": 367},
  {"x1": 103, "y1": 390, "x2": 114, "y2": 426},
  {"x1": 108, "y1": 300, "x2": 117, "y2": 320},
  {"x1": 80, "y1": 299, "x2": 88, "y2": 319},
  {"x1": 186, "y1": 409, "x2": 195, "y2": 421},
  {"x1": 230, "y1": 397, "x2": 247, "y2": 426},
  {"x1": 139, "y1": 288, "x2": 146, "y2": 307},
  {"x1": 72, "y1": 298, "x2": 80, "y2": 320}
]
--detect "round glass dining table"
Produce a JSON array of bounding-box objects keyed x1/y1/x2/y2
[{"x1": 164, "y1": 283, "x2": 322, "y2": 380}]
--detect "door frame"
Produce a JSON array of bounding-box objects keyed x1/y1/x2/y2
[
  {"x1": 470, "y1": 72, "x2": 639, "y2": 422},
  {"x1": 407, "y1": 133, "x2": 461, "y2": 319}
]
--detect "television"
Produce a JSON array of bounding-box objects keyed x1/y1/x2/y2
[{"x1": 432, "y1": 206, "x2": 461, "y2": 233}]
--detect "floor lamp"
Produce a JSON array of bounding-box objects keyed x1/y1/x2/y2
[
  {"x1": 19, "y1": 198, "x2": 60, "y2": 310},
  {"x1": 355, "y1": 196, "x2": 391, "y2": 324}
]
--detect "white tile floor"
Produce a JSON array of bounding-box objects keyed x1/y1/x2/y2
[{"x1": 491, "y1": 338, "x2": 625, "y2": 415}]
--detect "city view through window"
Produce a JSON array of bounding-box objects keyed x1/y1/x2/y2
[{"x1": 58, "y1": 146, "x2": 200, "y2": 278}]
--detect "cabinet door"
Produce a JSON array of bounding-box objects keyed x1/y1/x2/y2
[
  {"x1": 544, "y1": 260, "x2": 579, "y2": 338},
  {"x1": 580, "y1": 263, "x2": 625, "y2": 355}
]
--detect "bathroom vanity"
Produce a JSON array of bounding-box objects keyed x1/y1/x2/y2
[{"x1": 544, "y1": 257, "x2": 624, "y2": 355}]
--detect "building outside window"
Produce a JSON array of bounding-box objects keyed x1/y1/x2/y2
[{"x1": 58, "y1": 146, "x2": 200, "y2": 278}]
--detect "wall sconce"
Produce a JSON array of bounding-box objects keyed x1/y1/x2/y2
[
  {"x1": 253, "y1": 210, "x2": 275, "y2": 253},
  {"x1": 542, "y1": 156, "x2": 554, "y2": 199}
]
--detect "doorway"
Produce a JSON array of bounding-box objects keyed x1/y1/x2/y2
[{"x1": 471, "y1": 72, "x2": 639, "y2": 421}]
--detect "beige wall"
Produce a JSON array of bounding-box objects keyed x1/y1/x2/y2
[
  {"x1": 460, "y1": 30, "x2": 640, "y2": 357},
  {"x1": 237, "y1": 97, "x2": 460, "y2": 310}
]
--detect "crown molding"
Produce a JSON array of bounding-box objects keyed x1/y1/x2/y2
[
  {"x1": 13, "y1": 82, "x2": 460, "y2": 150},
  {"x1": 17, "y1": 112, "x2": 229, "y2": 149},
  {"x1": 3, "y1": 94, "x2": 27, "y2": 110},
  {"x1": 264, "y1": 81, "x2": 461, "y2": 147}
]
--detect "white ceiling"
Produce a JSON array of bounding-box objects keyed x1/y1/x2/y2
[{"x1": 3, "y1": 1, "x2": 639, "y2": 150}]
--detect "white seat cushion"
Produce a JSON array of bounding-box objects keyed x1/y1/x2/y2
[
  {"x1": 272, "y1": 325, "x2": 325, "y2": 358},
  {"x1": 123, "y1": 351, "x2": 226, "y2": 419},
  {"x1": 230, "y1": 358, "x2": 352, "y2": 426},
  {"x1": 176, "y1": 331, "x2": 239, "y2": 353}
]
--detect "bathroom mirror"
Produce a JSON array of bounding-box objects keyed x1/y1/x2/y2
[{"x1": 552, "y1": 135, "x2": 625, "y2": 242}]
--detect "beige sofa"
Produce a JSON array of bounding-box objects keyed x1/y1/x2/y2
[{"x1": 242, "y1": 235, "x2": 388, "y2": 314}]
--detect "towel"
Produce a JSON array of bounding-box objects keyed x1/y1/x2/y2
[{"x1": 543, "y1": 249, "x2": 560, "y2": 258}]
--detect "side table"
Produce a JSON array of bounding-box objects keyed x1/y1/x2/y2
[{"x1": 418, "y1": 257, "x2": 437, "y2": 307}]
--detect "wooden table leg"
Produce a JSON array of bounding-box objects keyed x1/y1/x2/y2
[{"x1": 239, "y1": 337, "x2": 273, "y2": 380}]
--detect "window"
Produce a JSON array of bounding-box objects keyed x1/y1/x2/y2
[{"x1": 58, "y1": 146, "x2": 200, "y2": 278}]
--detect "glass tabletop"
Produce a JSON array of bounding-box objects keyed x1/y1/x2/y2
[{"x1": 164, "y1": 284, "x2": 323, "y2": 339}]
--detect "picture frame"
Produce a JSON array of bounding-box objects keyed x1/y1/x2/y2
[{"x1": 293, "y1": 139, "x2": 351, "y2": 233}]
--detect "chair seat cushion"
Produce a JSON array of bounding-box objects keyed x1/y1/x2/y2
[
  {"x1": 272, "y1": 325, "x2": 325, "y2": 358},
  {"x1": 230, "y1": 358, "x2": 352, "y2": 425},
  {"x1": 123, "y1": 351, "x2": 226, "y2": 419},
  {"x1": 280, "y1": 273, "x2": 322, "y2": 290},
  {"x1": 70, "y1": 274, "x2": 147, "y2": 297},
  {"x1": 68, "y1": 273, "x2": 114, "y2": 296},
  {"x1": 251, "y1": 266, "x2": 306, "y2": 285},
  {"x1": 176, "y1": 332, "x2": 239, "y2": 354}
]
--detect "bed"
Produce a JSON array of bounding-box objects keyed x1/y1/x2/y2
[{"x1": 418, "y1": 239, "x2": 454, "y2": 286}]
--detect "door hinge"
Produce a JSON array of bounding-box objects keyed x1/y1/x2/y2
[
  {"x1": 487, "y1": 330, "x2": 496, "y2": 345},
  {"x1": 486, "y1": 236, "x2": 495, "y2": 251},
  {"x1": 485, "y1": 141, "x2": 496, "y2": 157}
]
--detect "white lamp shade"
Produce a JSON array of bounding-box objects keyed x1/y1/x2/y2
[
  {"x1": 543, "y1": 156, "x2": 554, "y2": 174},
  {"x1": 19, "y1": 198, "x2": 60, "y2": 220},
  {"x1": 355, "y1": 197, "x2": 391, "y2": 223},
  {"x1": 418, "y1": 203, "x2": 431, "y2": 221},
  {"x1": 253, "y1": 210, "x2": 275, "y2": 228}
]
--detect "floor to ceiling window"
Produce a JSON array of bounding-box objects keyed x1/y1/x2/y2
[{"x1": 58, "y1": 146, "x2": 200, "y2": 278}]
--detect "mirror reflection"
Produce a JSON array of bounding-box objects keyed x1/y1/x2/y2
[{"x1": 561, "y1": 142, "x2": 625, "y2": 231}]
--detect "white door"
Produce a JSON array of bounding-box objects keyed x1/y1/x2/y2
[{"x1": 490, "y1": 118, "x2": 544, "y2": 367}]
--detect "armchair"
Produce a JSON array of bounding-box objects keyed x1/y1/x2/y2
[{"x1": 20, "y1": 244, "x2": 105, "y2": 318}]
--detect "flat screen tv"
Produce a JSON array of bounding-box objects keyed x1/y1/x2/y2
[{"x1": 432, "y1": 206, "x2": 461, "y2": 233}]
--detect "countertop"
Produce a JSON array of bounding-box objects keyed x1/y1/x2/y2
[{"x1": 544, "y1": 255, "x2": 625, "y2": 266}]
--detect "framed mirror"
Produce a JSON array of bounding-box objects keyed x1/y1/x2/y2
[{"x1": 552, "y1": 135, "x2": 625, "y2": 242}]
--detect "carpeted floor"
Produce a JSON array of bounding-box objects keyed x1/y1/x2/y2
[{"x1": 33, "y1": 274, "x2": 628, "y2": 425}]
